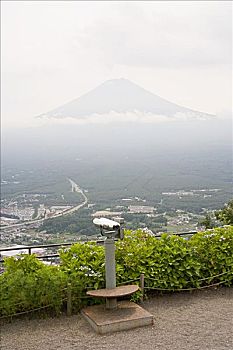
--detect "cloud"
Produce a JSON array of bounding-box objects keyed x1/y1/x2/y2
[
  {"x1": 76, "y1": 1, "x2": 232, "y2": 68},
  {"x1": 39, "y1": 109, "x2": 214, "y2": 126}
]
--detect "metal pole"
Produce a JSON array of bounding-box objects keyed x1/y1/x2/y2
[
  {"x1": 140, "y1": 273, "x2": 145, "y2": 303},
  {"x1": 67, "y1": 283, "x2": 72, "y2": 316},
  {"x1": 104, "y1": 238, "x2": 117, "y2": 309}
]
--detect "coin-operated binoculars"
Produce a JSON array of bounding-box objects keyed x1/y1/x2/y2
[
  {"x1": 83, "y1": 217, "x2": 152, "y2": 333},
  {"x1": 93, "y1": 217, "x2": 124, "y2": 309}
]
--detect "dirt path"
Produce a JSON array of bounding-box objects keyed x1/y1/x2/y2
[{"x1": 1, "y1": 288, "x2": 232, "y2": 350}]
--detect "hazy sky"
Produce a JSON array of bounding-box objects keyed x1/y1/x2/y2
[{"x1": 1, "y1": 1, "x2": 232, "y2": 129}]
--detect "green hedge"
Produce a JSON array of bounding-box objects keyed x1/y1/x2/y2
[
  {"x1": 0, "y1": 255, "x2": 67, "y2": 317},
  {"x1": 1, "y1": 226, "x2": 233, "y2": 318},
  {"x1": 115, "y1": 227, "x2": 233, "y2": 289}
]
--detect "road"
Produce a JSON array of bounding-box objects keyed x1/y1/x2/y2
[
  {"x1": 0, "y1": 179, "x2": 88, "y2": 230},
  {"x1": 65, "y1": 179, "x2": 88, "y2": 214}
]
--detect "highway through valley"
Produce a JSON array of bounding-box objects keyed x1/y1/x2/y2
[{"x1": 1, "y1": 179, "x2": 88, "y2": 230}]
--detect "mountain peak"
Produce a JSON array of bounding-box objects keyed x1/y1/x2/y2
[{"x1": 39, "y1": 78, "x2": 214, "y2": 121}]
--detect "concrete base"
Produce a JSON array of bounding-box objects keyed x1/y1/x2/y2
[{"x1": 81, "y1": 301, "x2": 154, "y2": 334}]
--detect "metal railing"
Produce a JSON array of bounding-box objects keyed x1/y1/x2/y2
[
  {"x1": 0, "y1": 240, "x2": 92, "y2": 263},
  {"x1": 0, "y1": 230, "x2": 198, "y2": 263},
  {"x1": 155, "y1": 230, "x2": 197, "y2": 237}
]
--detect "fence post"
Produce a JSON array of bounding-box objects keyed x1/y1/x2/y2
[
  {"x1": 67, "y1": 283, "x2": 72, "y2": 316},
  {"x1": 140, "y1": 273, "x2": 145, "y2": 302}
]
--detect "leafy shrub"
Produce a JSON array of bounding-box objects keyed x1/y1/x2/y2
[
  {"x1": 0, "y1": 255, "x2": 67, "y2": 317},
  {"x1": 190, "y1": 227, "x2": 233, "y2": 285},
  {"x1": 1, "y1": 226, "x2": 232, "y2": 318},
  {"x1": 115, "y1": 227, "x2": 233, "y2": 290},
  {"x1": 215, "y1": 200, "x2": 233, "y2": 225},
  {"x1": 59, "y1": 242, "x2": 105, "y2": 311}
]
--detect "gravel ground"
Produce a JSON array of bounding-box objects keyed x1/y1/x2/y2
[{"x1": 1, "y1": 287, "x2": 232, "y2": 350}]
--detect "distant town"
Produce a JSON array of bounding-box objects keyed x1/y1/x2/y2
[{"x1": 1, "y1": 175, "x2": 221, "y2": 250}]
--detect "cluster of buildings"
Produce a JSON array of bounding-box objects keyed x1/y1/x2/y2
[
  {"x1": 46, "y1": 206, "x2": 72, "y2": 218},
  {"x1": 92, "y1": 210, "x2": 122, "y2": 218},
  {"x1": 92, "y1": 205, "x2": 156, "y2": 217},
  {"x1": 1, "y1": 199, "x2": 73, "y2": 227},
  {"x1": 0, "y1": 223, "x2": 42, "y2": 245},
  {"x1": 167, "y1": 210, "x2": 199, "y2": 227},
  {"x1": 1, "y1": 205, "x2": 35, "y2": 221},
  {"x1": 162, "y1": 188, "x2": 221, "y2": 198},
  {"x1": 128, "y1": 205, "x2": 155, "y2": 214}
]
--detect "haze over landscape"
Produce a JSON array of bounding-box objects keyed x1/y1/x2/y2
[{"x1": 1, "y1": 1, "x2": 232, "y2": 238}]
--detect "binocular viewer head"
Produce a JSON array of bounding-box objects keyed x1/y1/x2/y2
[{"x1": 93, "y1": 217, "x2": 124, "y2": 239}]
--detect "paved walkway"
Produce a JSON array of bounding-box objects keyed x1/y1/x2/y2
[{"x1": 1, "y1": 287, "x2": 232, "y2": 350}]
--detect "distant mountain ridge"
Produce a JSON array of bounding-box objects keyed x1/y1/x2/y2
[{"x1": 38, "y1": 78, "x2": 214, "y2": 121}]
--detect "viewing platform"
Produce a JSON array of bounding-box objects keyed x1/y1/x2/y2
[
  {"x1": 86, "y1": 285, "x2": 139, "y2": 299},
  {"x1": 83, "y1": 284, "x2": 153, "y2": 334}
]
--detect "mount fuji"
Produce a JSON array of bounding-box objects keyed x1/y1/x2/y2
[{"x1": 38, "y1": 78, "x2": 214, "y2": 122}]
